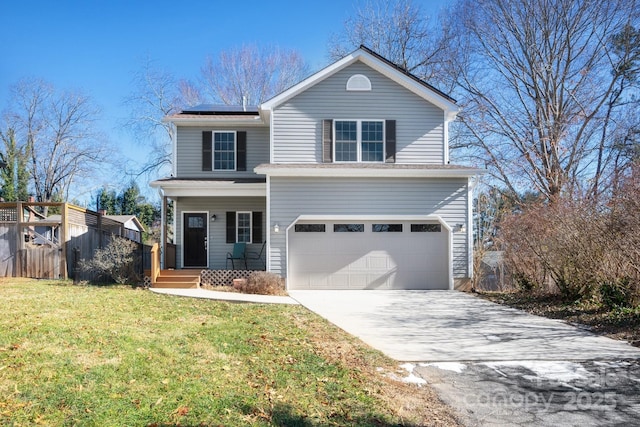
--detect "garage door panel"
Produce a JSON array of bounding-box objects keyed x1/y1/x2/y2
[{"x1": 289, "y1": 221, "x2": 449, "y2": 290}]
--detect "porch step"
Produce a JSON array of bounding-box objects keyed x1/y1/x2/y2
[{"x1": 152, "y1": 269, "x2": 201, "y2": 289}]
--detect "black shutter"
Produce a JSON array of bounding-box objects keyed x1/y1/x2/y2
[
  {"x1": 202, "y1": 131, "x2": 212, "y2": 171},
  {"x1": 236, "y1": 131, "x2": 247, "y2": 171},
  {"x1": 322, "y1": 119, "x2": 333, "y2": 163},
  {"x1": 385, "y1": 120, "x2": 396, "y2": 163},
  {"x1": 252, "y1": 211, "x2": 263, "y2": 243},
  {"x1": 226, "y1": 211, "x2": 236, "y2": 243}
]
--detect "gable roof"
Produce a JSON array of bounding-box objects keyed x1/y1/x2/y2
[
  {"x1": 260, "y1": 45, "x2": 460, "y2": 121},
  {"x1": 105, "y1": 215, "x2": 146, "y2": 233}
]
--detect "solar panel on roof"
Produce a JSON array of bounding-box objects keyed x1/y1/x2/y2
[{"x1": 181, "y1": 104, "x2": 259, "y2": 114}]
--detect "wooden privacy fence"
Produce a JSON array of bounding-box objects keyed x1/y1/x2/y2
[{"x1": 0, "y1": 202, "x2": 144, "y2": 281}]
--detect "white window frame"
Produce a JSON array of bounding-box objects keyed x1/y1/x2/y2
[
  {"x1": 333, "y1": 119, "x2": 385, "y2": 163},
  {"x1": 213, "y1": 130, "x2": 237, "y2": 171},
  {"x1": 236, "y1": 211, "x2": 252, "y2": 243}
]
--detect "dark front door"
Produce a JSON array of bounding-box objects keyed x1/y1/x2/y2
[{"x1": 184, "y1": 213, "x2": 207, "y2": 267}]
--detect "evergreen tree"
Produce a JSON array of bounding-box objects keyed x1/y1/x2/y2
[
  {"x1": 0, "y1": 128, "x2": 30, "y2": 202},
  {"x1": 96, "y1": 187, "x2": 117, "y2": 214},
  {"x1": 118, "y1": 182, "x2": 140, "y2": 215}
]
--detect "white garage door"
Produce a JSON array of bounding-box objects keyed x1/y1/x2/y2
[{"x1": 288, "y1": 220, "x2": 449, "y2": 290}]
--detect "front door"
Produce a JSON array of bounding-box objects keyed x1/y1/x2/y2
[{"x1": 183, "y1": 212, "x2": 208, "y2": 267}]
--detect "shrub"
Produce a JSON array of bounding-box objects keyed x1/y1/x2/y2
[
  {"x1": 497, "y1": 170, "x2": 640, "y2": 306},
  {"x1": 233, "y1": 272, "x2": 286, "y2": 295},
  {"x1": 80, "y1": 236, "x2": 141, "y2": 285}
]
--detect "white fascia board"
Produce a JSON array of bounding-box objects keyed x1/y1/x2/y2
[
  {"x1": 161, "y1": 116, "x2": 268, "y2": 127},
  {"x1": 149, "y1": 181, "x2": 266, "y2": 198},
  {"x1": 260, "y1": 52, "x2": 358, "y2": 111},
  {"x1": 357, "y1": 53, "x2": 460, "y2": 119},
  {"x1": 253, "y1": 166, "x2": 484, "y2": 178}
]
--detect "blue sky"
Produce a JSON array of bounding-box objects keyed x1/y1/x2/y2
[{"x1": 1, "y1": 0, "x2": 451, "y2": 204}]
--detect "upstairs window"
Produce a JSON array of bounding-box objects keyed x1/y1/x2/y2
[
  {"x1": 214, "y1": 131, "x2": 236, "y2": 170},
  {"x1": 334, "y1": 120, "x2": 384, "y2": 163}
]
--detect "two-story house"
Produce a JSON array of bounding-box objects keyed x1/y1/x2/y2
[{"x1": 150, "y1": 46, "x2": 482, "y2": 290}]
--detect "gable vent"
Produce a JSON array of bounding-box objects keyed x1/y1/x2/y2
[{"x1": 346, "y1": 74, "x2": 371, "y2": 91}]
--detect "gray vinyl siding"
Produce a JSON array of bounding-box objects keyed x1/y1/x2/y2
[
  {"x1": 175, "y1": 196, "x2": 266, "y2": 269},
  {"x1": 175, "y1": 126, "x2": 269, "y2": 178},
  {"x1": 272, "y1": 61, "x2": 445, "y2": 164},
  {"x1": 269, "y1": 177, "x2": 469, "y2": 279}
]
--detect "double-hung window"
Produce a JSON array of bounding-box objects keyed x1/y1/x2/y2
[
  {"x1": 334, "y1": 120, "x2": 384, "y2": 162},
  {"x1": 214, "y1": 131, "x2": 236, "y2": 170},
  {"x1": 236, "y1": 211, "x2": 252, "y2": 243}
]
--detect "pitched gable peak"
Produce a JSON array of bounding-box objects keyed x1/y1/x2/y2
[{"x1": 260, "y1": 46, "x2": 459, "y2": 121}]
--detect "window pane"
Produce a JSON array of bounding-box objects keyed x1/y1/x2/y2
[
  {"x1": 237, "y1": 212, "x2": 252, "y2": 242},
  {"x1": 411, "y1": 224, "x2": 441, "y2": 232},
  {"x1": 295, "y1": 224, "x2": 326, "y2": 232},
  {"x1": 214, "y1": 132, "x2": 235, "y2": 170},
  {"x1": 188, "y1": 216, "x2": 204, "y2": 228},
  {"x1": 334, "y1": 224, "x2": 364, "y2": 232},
  {"x1": 372, "y1": 224, "x2": 403, "y2": 232},
  {"x1": 361, "y1": 121, "x2": 383, "y2": 162},
  {"x1": 335, "y1": 121, "x2": 357, "y2": 162}
]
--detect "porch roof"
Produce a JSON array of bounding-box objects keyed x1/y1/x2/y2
[{"x1": 150, "y1": 178, "x2": 266, "y2": 197}]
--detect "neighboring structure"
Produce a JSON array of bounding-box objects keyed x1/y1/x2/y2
[
  {"x1": 103, "y1": 215, "x2": 146, "y2": 243},
  {"x1": 151, "y1": 46, "x2": 483, "y2": 290}
]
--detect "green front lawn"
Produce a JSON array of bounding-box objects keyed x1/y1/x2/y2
[{"x1": 0, "y1": 279, "x2": 459, "y2": 426}]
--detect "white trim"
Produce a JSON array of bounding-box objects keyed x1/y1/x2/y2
[
  {"x1": 467, "y1": 176, "x2": 478, "y2": 280},
  {"x1": 254, "y1": 165, "x2": 484, "y2": 178},
  {"x1": 269, "y1": 111, "x2": 275, "y2": 164},
  {"x1": 181, "y1": 211, "x2": 209, "y2": 269},
  {"x1": 260, "y1": 48, "x2": 459, "y2": 120},
  {"x1": 265, "y1": 175, "x2": 272, "y2": 271},
  {"x1": 171, "y1": 123, "x2": 177, "y2": 177},
  {"x1": 163, "y1": 116, "x2": 267, "y2": 127},
  {"x1": 333, "y1": 119, "x2": 385, "y2": 163},
  {"x1": 236, "y1": 211, "x2": 253, "y2": 244},
  {"x1": 150, "y1": 180, "x2": 266, "y2": 197},
  {"x1": 346, "y1": 74, "x2": 372, "y2": 91},
  {"x1": 284, "y1": 214, "x2": 454, "y2": 290},
  {"x1": 443, "y1": 111, "x2": 450, "y2": 165},
  {"x1": 211, "y1": 130, "x2": 238, "y2": 172}
]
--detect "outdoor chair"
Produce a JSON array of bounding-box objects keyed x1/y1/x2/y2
[
  {"x1": 226, "y1": 242, "x2": 247, "y2": 269},
  {"x1": 246, "y1": 241, "x2": 266, "y2": 269}
]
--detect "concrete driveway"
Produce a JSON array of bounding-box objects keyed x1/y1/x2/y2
[
  {"x1": 288, "y1": 290, "x2": 640, "y2": 362},
  {"x1": 289, "y1": 290, "x2": 640, "y2": 426}
]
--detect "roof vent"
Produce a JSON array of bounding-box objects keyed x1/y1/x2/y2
[{"x1": 346, "y1": 74, "x2": 371, "y2": 91}]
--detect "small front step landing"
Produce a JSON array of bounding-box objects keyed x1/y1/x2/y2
[{"x1": 152, "y1": 269, "x2": 200, "y2": 289}]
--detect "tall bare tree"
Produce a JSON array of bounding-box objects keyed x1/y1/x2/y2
[
  {"x1": 328, "y1": 0, "x2": 452, "y2": 88},
  {"x1": 199, "y1": 44, "x2": 309, "y2": 106},
  {"x1": 446, "y1": 0, "x2": 640, "y2": 201},
  {"x1": 123, "y1": 58, "x2": 193, "y2": 176},
  {"x1": 5, "y1": 78, "x2": 106, "y2": 206}
]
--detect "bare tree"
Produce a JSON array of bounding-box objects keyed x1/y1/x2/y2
[
  {"x1": 6, "y1": 78, "x2": 106, "y2": 206},
  {"x1": 199, "y1": 44, "x2": 309, "y2": 106},
  {"x1": 447, "y1": 0, "x2": 640, "y2": 201},
  {"x1": 123, "y1": 58, "x2": 196, "y2": 176},
  {"x1": 328, "y1": 0, "x2": 452, "y2": 88}
]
